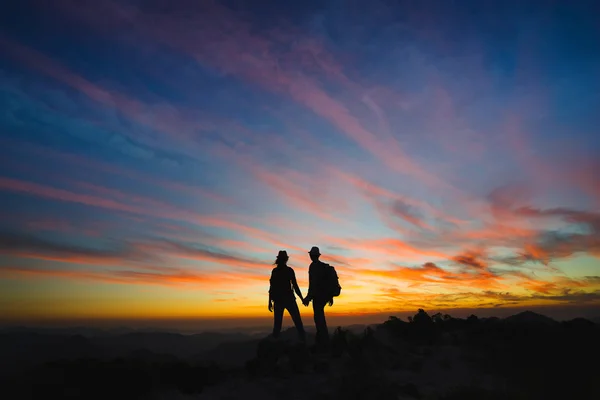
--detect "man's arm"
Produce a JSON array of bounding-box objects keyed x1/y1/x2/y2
[
  {"x1": 268, "y1": 271, "x2": 274, "y2": 311},
  {"x1": 290, "y1": 269, "x2": 303, "y2": 300},
  {"x1": 304, "y1": 264, "x2": 314, "y2": 303}
]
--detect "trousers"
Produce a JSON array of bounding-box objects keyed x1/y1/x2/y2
[
  {"x1": 313, "y1": 298, "x2": 330, "y2": 349},
  {"x1": 272, "y1": 298, "x2": 305, "y2": 341}
]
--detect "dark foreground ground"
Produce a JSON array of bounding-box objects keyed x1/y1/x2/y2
[{"x1": 2, "y1": 310, "x2": 599, "y2": 400}]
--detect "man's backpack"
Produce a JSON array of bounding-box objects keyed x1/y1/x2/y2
[{"x1": 322, "y1": 262, "x2": 341, "y2": 298}]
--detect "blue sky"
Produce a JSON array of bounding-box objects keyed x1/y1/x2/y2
[{"x1": 0, "y1": 0, "x2": 599, "y2": 325}]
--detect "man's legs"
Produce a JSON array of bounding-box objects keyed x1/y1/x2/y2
[
  {"x1": 285, "y1": 300, "x2": 306, "y2": 342},
  {"x1": 272, "y1": 301, "x2": 285, "y2": 338},
  {"x1": 312, "y1": 299, "x2": 329, "y2": 351}
]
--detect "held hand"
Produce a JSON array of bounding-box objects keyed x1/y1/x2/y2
[
  {"x1": 268, "y1": 302, "x2": 273, "y2": 312},
  {"x1": 302, "y1": 298, "x2": 309, "y2": 307}
]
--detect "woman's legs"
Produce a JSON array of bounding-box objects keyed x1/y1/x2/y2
[
  {"x1": 286, "y1": 300, "x2": 306, "y2": 342},
  {"x1": 272, "y1": 301, "x2": 285, "y2": 338}
]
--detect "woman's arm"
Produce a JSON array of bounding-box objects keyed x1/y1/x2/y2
[{"x1": 291, "y1": 269, "x2": 303, "y2": 300}]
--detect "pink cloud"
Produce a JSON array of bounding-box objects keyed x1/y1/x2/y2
[
  {"x1": 0, "y1": 35, "x2": 217, "y2": 156},
  {"x1": 333, "y1": 168, "x2": 468, "y2": 227},
  {"x1": 328, "y1": 236, "x2": 449, "y2": 262},
  {"x1": 248, "y1": 166, "x2": 342, "y2": 222},
  {"x1": 46, "y1": 0, "x2": 471, "y2": 198},
  {"x1": 0, "y1": 212, "x2": 105, "y2": 238},
  {"x1": 0, "y1": 176, "x2": 142, "y2": 215},
  {"x1": 2, "y1": 137, "x2": 234, "y2": 208},
  {"x1": 0, "y1": 176, "x2": 295, "y2": 251}
]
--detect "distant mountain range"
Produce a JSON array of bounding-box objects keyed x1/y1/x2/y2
[
  {"x1": 2, "y1": 309, "x2": 599, "y2": 400},
  {"x1": 0, "y1": 311, "x2": 595, "y2": 376},
  {"x1": 503, "y1": 310, "x2": 559, "y2": 325}
]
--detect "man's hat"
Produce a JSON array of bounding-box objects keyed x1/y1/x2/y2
[{"x1": 308, "y1": 246, "x2": 320, "y2": 255}]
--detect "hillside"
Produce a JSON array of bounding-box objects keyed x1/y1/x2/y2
[
  {"x1": 503, "y1": 310, "x2": 559, "y2": 325},
  {"x1": 2, "y1": 309, "x2": 598, "y2": 399}
]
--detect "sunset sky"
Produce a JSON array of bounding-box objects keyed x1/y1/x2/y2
[{"x1": 1, "y1": 0, "x2": 599, "y2": 328}]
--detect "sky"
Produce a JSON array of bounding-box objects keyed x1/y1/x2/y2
[{"x1": 0, "y1": 0, "x2": 599, "y2": 329}]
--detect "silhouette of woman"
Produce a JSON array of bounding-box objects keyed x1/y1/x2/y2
[{"x1": 268, "y1": 250, "x2": 306, "y2": 342}]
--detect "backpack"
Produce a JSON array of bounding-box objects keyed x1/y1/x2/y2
[{"x1": 322, "y1": 262, "x2": 341, "y2": 298}]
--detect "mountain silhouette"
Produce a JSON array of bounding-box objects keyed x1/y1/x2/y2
[
  {"x1": 503, "y1": 310, "x2": 559, "y2": 325},
  {"x1": 2, "y1": 310, "x2": 598, "y2": 399}
]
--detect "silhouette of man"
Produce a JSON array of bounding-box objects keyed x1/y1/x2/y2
[
  {"x1": 302, "y1": 246, "x2": 333, "y2": 352},
  {"x1": 268, "y1": 250, "x2": 306, "y2": 342}
]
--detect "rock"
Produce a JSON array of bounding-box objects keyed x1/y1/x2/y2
[
  {"x1": 248, "y1": 337, "x2": 311, "y2": 378},
  {"x1": 314, "y1": 359, "x2": 330, "y2": 373}
]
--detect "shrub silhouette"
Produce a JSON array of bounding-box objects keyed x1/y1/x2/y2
[
  {"x1": 330, "y1": 326, "x2": 349, "y2": 357},
  {"x1": 4, "y1": 309, "x2": 599, "y2": 399}
]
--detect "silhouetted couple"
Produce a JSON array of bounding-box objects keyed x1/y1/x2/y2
[{"x1": 268, "y1": 246, "x2": 335, "y2": 352}]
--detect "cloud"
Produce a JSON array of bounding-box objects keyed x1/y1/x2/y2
[
  {"x1": 503, "y1": 115, "x2": 600, "y2": 206},
  {"x1": 373, "y1": 286, "x2": 600, "y2": 310},
  {"x1": 334, "y1": 169, "x2": 466, "y2": 228},
  {"x1": 0, "y1": 35, "x2": 212, "y2": 157},
  {"x1": 328, "y1": 236, "x2": 450, "y2": 263},
  {"x1": 1, "y1": 0, "x2": 598, "y2": 318},
  {"x1": 452, "y1": 249, "x2": 488, "y2": 270},
  {"x1": 0, "y1": 176, "x2": 295, "y2": 250},
  {"x1": 514, "y1": 207, "x2": 600, "y2": 231},
  {"x1": 135, "y1": 240, "x2": 270, "y2": 271},
  {"x1": 6, "y1": 138, "x2": 232, "y2": 205},
  {"x1": 10, "y1": 215, "x2": 104, "y2": 237},
  {"x1": 237, "y1": 158, "x2": 344, "y2": 222},
  {"x1": 533, "y1": 290, "x2": 600, "y2": 304},
  {"x1": 584, "y1": 276, "x2": 600, "y2": 284},
  {"x1": 0, "y1": 176, "x2": 145, "y2": 217},
  {"x1": 47, "y1": 0, "x2": 474, "y2": 199},
  {"x1": 501, "y1": 207, "x2": 600, "y2": 264},
  {"x1": 0, "y1": 229, "x2": 274, "y2": 281},
  {"x1": 0, "y1": 231, "x2": 136, "y2": 265},
  {"x1": 487, "y1": 182, "x2": 535, "y2": 221},
  {"x1": 357, "y1": 260, "x2": 503, "y2": 290},
  {"x1": 0, "y1": 264, "x2": 265, "y2": 288},
  {"x1": 390, "y1": 199, "x2": 432, "y2": 230}
]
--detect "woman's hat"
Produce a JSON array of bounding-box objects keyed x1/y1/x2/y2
[{"x1": 277, "y1": 250, "x2": 289, "y2": 259}]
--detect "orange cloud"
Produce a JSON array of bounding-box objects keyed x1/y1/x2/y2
[
  {"x1": 0, "y1": 265, "x2": 265, "y2": 288},
  {"x1": 356, "y1": 261, "x2": 504, "y2": 290},
  {"x1": 0, "y1": 230, "x2": 273, "y2": 276},
  {"x1": 521, "y1": 277, "x2": 589, "y2": 295},
  {"x1": 452, "y1": 250, "x2": 488, "y2": 270}
]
